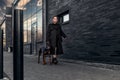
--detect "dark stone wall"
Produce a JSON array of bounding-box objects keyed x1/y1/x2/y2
[
  {"x1": 6, "y1": 17, "x2": 12, "y2": 51},
  {"x1": 47, "y1": 0, "x2": 120, "y2": 62}
]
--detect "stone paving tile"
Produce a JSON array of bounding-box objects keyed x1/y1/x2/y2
[{"x1": 3, "y1": 52, "x2": 120, "y2": 80}]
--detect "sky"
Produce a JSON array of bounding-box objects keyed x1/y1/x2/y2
[{"x1": 0, "y1": 0, "x2": 13, "y2": 24}]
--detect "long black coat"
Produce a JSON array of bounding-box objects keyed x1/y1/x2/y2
[{"x1": 46, "y1": 23, "x2": 67, "y2": 55}]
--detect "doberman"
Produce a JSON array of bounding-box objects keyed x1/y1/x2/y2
[{"x1": 38, "y1": 46, "x2": 52, "y2": 65}]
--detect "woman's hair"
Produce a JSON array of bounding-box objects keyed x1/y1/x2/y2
[
  {"x1": 52, "y1": 16, "x2": 58, "y2": 19},
  {"x1": 49, "y1": 15, "x2": 59, "y2": 24}
]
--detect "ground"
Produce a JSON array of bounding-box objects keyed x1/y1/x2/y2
[{"x1": 2, "y1": 52, "x2": 120, "y2": 80}]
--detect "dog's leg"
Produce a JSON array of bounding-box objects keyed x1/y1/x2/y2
[
  {"x1": 38, "y1": 54, "x2": 40, "y2": 64},
  {"x1": 43, "y1": 54, "x2": 46, "y2": 65},
  {"x1": 38, "y1": 49, "x2": 41, "y2": 64},
  {"x1": 48, "y1": 51, "x2": 52, "y2": 64},
  {"x1": 49, "y1": 55, "x2": 52, "y2": 64}
]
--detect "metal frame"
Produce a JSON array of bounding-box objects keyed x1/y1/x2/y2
[
  {"x1": 13, "y1": 9, "x2": 24, "y2": 80},
  {"x1": 0, "y1": 29, "x2": 3, "y2": 79}
]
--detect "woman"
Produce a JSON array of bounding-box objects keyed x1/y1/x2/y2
[{"x1": 46, "y1": 16, "x2": 67, "y2": 64}]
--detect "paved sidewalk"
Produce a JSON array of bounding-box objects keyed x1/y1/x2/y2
[
  {"x1": 0, "y1": 73, "x2": 10, "y2": 80},
  {"x1": 3, "y1": 52, "x2": 120, "y2": 80}
]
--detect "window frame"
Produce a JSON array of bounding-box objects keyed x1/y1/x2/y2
[
  {"x1": 63, "y1": 13, "x2": 70, "y2": 23},
  {"x1": 58, "y1": 10, "x2": 70, "y2": 25}
]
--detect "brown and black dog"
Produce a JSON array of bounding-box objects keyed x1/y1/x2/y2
[{"x1": 38, "y1": 47, "x2": 52, "y2": 65}]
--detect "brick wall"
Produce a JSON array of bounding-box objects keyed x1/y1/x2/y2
[{"x1": 47, "y1": 0, "x2": 120, "y2": 62}]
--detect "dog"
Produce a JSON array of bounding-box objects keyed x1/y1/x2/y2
[{"x1": 38, "y1": 46, "x2": 52, "y2": 65}]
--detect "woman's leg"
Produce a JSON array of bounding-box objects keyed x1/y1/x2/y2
[{"x1": 52, "y1": 47, "x2": 58, "y2": 64}]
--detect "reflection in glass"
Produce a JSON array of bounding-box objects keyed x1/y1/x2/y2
[
  {"x1": 24, "y1": 21, "x2": 28, "y2": 43},
  {"x1": 37, "y1": 10, "x2": 42, "y2": 42},
  {"x1": 27, "y1": 18, "x2": 31, "y2": 43},
  {"x1": 1, "y1": 21, "x2": 6, "y2": 47},
  {"x1": 23, "y1": 0, "x2": 43, "y2": 43}
]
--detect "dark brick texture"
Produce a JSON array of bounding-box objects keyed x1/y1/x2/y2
[{"x1": 47, "y1": 0, "x2": 120, "y2": 63}]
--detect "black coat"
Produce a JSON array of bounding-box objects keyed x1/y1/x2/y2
[{"x1": 46, "y1": 23, "x2": 67, "y2": 55}]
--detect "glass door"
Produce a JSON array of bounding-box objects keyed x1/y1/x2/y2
[{"x1": 31, "y1": 22, "x2": 37, "y2": 55}]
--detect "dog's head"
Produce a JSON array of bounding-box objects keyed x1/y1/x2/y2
[{"x1": 44, "y1": 48, "x2": 50, "y2": 54}]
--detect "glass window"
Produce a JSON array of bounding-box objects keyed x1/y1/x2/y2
[
  {"x1": 63, "y1": 14, "x2": 70, "y2": 23},
  {"x1": 24, "y1": 21, "x2": 28, "y2": 43},
  {"x1": 31, "y1": 0, "x2": 37, "y2": 15},
  {"x1": 32, "y1": 14, "x2": 37, "y2": 24},
  {"x1": 31, "y1": 14, "x2": 37, "y2": 42},
  {"x1": 27, "y1": 18, "x2": 32, "y2": 43},
  {"x1": 1, "y1": 21, "x2": 6, "y2": 47},
  {"x1": 37, "y1": 10, "x2": 42, "y2": 42},
  {"x1": 23, "y1": 0, "x2": 43, "y2": 43},
  {"x1": 58, "y1": 10, "x2": 70, "y2": 24}
]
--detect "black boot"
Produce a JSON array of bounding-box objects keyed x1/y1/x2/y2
[{"x1": 52, "y1": 57, "x2": 58, "y2": 64}]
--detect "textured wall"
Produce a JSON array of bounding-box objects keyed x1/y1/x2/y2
[
  {"x1": 47, "y1": 0, "x2": 120, "y2": 62},
  {"x1": 6, "y1": 17, "x2": 12, "y2": 50}
]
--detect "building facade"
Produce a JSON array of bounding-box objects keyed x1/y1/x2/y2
[
  {"x1": 22, "y1": 0, "x2": 43, "y2": 55},
  {"x1": 9, "y1": 0, "x2": 46, "y2": 55},
  {"x1": 0, "y1": 18, "x2": 6, "y2": 49},
  {"x1": 5, "y1": 0, "x2": 120, "y2": 63}
]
